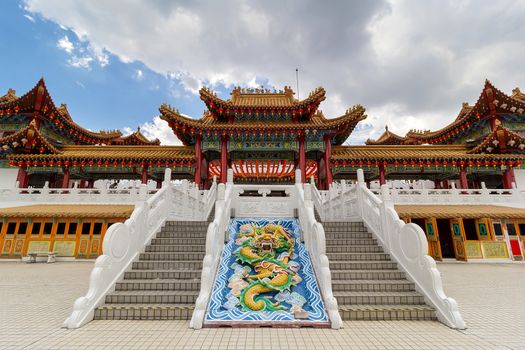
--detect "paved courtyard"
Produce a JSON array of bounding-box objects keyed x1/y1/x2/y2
[{"x1": 0, "y1": 260, "x2": 524, "y2": 350}]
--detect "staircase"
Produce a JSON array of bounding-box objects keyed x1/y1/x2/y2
[
  {"x1": 94, "y1": 221, "x2": 208, "y2": 320},
  {"x1": 324, "y1": 221, "x2": 437, "y2": 321}
]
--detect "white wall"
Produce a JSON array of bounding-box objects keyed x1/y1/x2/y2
[
  {"x1": 0, "y1": 168, "x2": 18, "y2": 187},
  {"x1": 513, "y1": 169, "x2": 525, "y2": 189}
]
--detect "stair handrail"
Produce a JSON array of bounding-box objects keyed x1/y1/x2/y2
[
  {"x1": 63, "y1": 169, "x2": 176, "y2": 329},
  {"x1": 191, "y1": 170, "x2": 234, "y2": 329},
  {"x1": 296, "y1": 171, "x2": 343, "y2": 329},
  {"x1": 203, "y1": 177, "x2": 218, "y2": 219},
  {"x1": 312, "y1": 178, "x2": 358, "y2": 222},
  {"x1": 354, "y1": 169, "x2": 466, "y2": 329},
  {"x1": 310, "y1": 176, "x2": 326, "y2": 222}
]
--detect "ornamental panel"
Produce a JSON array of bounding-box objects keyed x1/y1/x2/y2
[{"x1": 228, "y1": 141, "x2": 298, "y2": 152}]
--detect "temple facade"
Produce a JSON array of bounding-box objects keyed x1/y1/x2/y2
[
  {"x1": 2, "y1": 79, "x2": 525, "y2": 191},
  {"x1": 1, "y1": 79, "x2": 525, "y2": 262}
]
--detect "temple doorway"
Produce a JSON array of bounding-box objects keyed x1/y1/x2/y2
[{"x1": 437, "y1": 219, "x2": 455, "y2": 258}]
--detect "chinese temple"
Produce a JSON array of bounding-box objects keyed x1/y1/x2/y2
[
  {"x1": 1, "y1": 79, "x2": 525, "y2": 192},
  {"x1": 1, "y1": 79, "x2": 525, "y2": 262}
]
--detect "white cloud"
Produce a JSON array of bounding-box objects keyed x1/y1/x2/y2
[
  {"x1": 124, "y1": 116, "x2": 182, "y2": 145},
  {"x1": 23, "y1": 14, "x2": 35, "y2": 22},
  {"x1": 57, "y1": 35, "x2": 74, "y2": 53},
  {"x1": 56, "y1": 34, "x2": 109, "y2": 70},
  {"x1": 134, "y1": 69, "x2": 144, "y2": 80},
  {"x1": 24, "y1": 0, "x2": 525, "y2": 144}
]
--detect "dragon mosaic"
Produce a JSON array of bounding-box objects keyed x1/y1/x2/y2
[{"x1": 225, "y1": 222, "x2": 306, "y2": 313}]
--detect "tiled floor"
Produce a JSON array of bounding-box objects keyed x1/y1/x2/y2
[{"x1": 0, "y1": 260, "x2": 524, "y2": 350}]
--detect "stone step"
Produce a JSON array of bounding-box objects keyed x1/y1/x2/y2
[
  {"x1": 150, "y1": 238, "x2": 207, "y2": 246},
  {"x1": 331, "y1": 270, "x2": 406, "y2": 280},
  {"x1": 323, "y1": 226, "x2": 369, "y2": 233},
  {"x1": 161, "y1": 226, "x2": 209, "y2": 232},
  {"x1": 333, "y1": 291, "x2": 426, "y2": 305},
  {"x1": 332, "y1": 280, "x2": 415, "y2": 292},
  {"x1": 132, "y1": 260, "x2": 203, "y2": 270},
  {"x1": 324, "y1": 232, "x2": 373, "y2": 239},
  {"x1": 165, "y1": 221, "x2": 210, "y2": 227},
  {"x1": 326, "y1": 245, "x2": 383, "y2": 253},
  {"x1": 329, "y1": 260, "x2": 397, "y2": 270},
  {"x1": 145, "y1": 245, "x2": 205, "y2": 253},
  {"x1": 338, "y1": 305, "x2": 436, "y2": 321},
  {"x1": 94, "y1": 304, "x2": 194, "y2": 320},
  {"x1": 326, "y1": 252, "x2": 390, "y2": 261},
  {"x1": 115, "y1": 279, "x2": 201, "y2": 291},
  {"x1": 124, "y1": 269, "x2": 201, "y2": 280},
  {"x1": 139, "y1": 252, "x2": 205, "y2": 261},
  {"x1": 156, "y1": 231, "x2": 207, "y2": 239},
  {"x1": 322, "y1": 222, "x2": 367, "y2": 229},
  {"x1": 105, "y1": 290, "x2": 198, "y2": 304},
  {"x1": 325, "y1": 238, "x2": 377, "y2": 246}
]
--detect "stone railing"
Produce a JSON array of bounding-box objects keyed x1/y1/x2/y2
[
  {"x1": 297, "y1": 171, "x2": 342, "y2": 329},
  {"x1": 0, "y1": 182, "x2": 158, "y2": 207},
  {"x1": 191, "y1": 170, "x2": 234, "y2": 329},
  {"x1": 365, "y1": 182, "x2": 525, "y2": 205},
  {"x1": 311, "y1": 177, "x2": 359, "y2": 222},
  {"x1": 63, "y1": 169, "x2": 217, "y2": 329},
  {"x1": 169, "y1": 178, "x2": 217, "y2": 220},
  {"x1": 313, "y1": 169, "x2": 466, "y2": 329}
]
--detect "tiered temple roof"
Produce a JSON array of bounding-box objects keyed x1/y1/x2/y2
[
  {"x1": 366, "y1": 80, "x2": 525, "y2": 147},
  {"x1": 160, "y1": 86, "x2": 366, "y2": 145},
  {"x1": 0, "y1": 79, "x2": 158, "y2": 146}
]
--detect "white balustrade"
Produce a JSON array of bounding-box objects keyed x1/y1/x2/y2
[
  {"x1": 191, "y1": 170, "x2": 234, "y2": 329},
  {"x1": 0, "y1": 181, "x2": 161, "y2": 207},
  {"x1": 312, "y1": 169, "x2": 466, "y2": 329},
  {"x1": 297, "y1": 172, "x2": 342, "y2": 329},
  {"x1": 386, "y1": 182, "x2": 524, "y2": 205},
  {"x1": 63, "y1": 169, "x2": 217, "y2": 329}
]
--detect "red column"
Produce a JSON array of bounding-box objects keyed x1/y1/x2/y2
[
  {"x1": 220, "y1": 136, "x2": 228, "y2": 183},
  {"x1": 87, "y1": 179, "x2": 95, "y2": 188},
  {"x1": 442, "y1": 180, "x2": 449, "y2": 189},
  {"x1": 324, "y1": 136, "x2": 332, "y2": 187},
  {"x1": 61, "y1": 166, "x2": 70, "y2": 188},
  {"x1": 299, "y1": 135, "x2": 306, "y2": 183},
  {"x1": 156, "y1": 179, "x2": 162, "y2": 189},
  {"x1": 141, "y1": 166, "x2": 148, "y2": 184},
  {"x1": 378, "y1": 164, "x2": 386, "y2": 186},
  {"x1": 434, "y1": 179, "x2": 442, "y2": 189},
  {"x1": 79, "y1": 180, "x2": 86, "y2": 188},
  {"x1": 459, "y1": 168, "x2": 468, "y2": 189},
  {"x1": 194, "y1": 135, "x2": 202, "y2": 188},
  {"x1": 503, "y1": 168, "x2": 516, "y2": 189},
  {"x1": 16, "y1": 165, "x2": 29, "y2": 188}
]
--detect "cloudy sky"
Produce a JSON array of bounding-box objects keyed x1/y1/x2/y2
[{"x1": 1, "y1": 0, "x2": 524, "y2": 144}]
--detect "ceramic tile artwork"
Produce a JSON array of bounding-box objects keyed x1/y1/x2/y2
[{"x1": 205, "y1": 218, "x2": 328, "y2": 324}]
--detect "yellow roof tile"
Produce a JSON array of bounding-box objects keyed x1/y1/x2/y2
[
  {"x1": 0, "y1": 204, "x2": 134, "y2": 218},
  {"x1": 395, "y1": 204, "x2": 525, "y2": 220}
]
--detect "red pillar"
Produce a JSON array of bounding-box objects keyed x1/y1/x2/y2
[
  {"x1": 61, "y1": 166, "x2": 70, "y2": 188},
  {"x1": 156, "y1": 179, "x2": 162, "y2": 189},
  {"x1": 16, "y1": 165, "x2": 29, "y2": 188},
  {"x1": 299, "y1": 136, "x2": 306, "y2": 183},
  {"x1": 324, "y1": 136, "x2": 332, "y2": 187},
  {"x1": 87, "y1": 179, "x2": 95, "y2": 189},
  {"x1": 503, "y1": 168, "x2": 516, "y2": 189},
  {"x1": 141, "y1": 166, "x2": 148, "y2": 185},
  {"x1": 459, "y1": 168, "x2": 468, "y2": 189},
  {"x1": 194, "y1": 135, "x2": 202, "y2": 188},
  {"x1": 378, "y1": 164, "x2": 386, "y2": 186},
  {"x1": 442, "y1": 180, "x2": 449, "y2": 189},
  {"x1": 79, "y1": 179, "x2": 86, "y2": 188},
  {"x1": 220, "y1": 136, "x2": 228, "y2": 183},
  {"x1": 434, "y1": 179, "x2": 442, "y2": 189}
]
